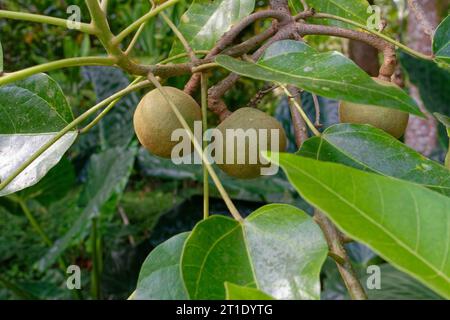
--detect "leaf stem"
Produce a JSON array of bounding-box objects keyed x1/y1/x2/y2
[
  {"x1": 0, "y1": 56, "x2": 116, "y2": 86},
  {"x1": 114, "y1": 0, "x2": 181, "y2": 45},
  {"x1": 312, "y1": 13, "x2": 433, "y2": 61},
  {"x1": 0, "y1": 10, "x2": 96, "y2": 34},
  {"x1": 281, "y1": 85, "x2": 321, "y2": 137},
  {"x1": 0, "y1": 81, "x2": 151, "y2": 192},
  {"x1": 201, "y1": 73, "x2": 210, "y2": 220},
  {"x1": 160, "y1": 12, "x2": 198, "y2": 63},
  {"x1": 147, "y1": 73, "x2": 243, "y2": 221}
]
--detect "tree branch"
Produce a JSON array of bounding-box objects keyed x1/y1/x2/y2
[{"x1": 296, "y1": 23, "x2": 397, "y2": 80}]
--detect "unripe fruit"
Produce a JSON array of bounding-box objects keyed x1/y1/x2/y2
[
  {"x1": 216, "y1": 107, "x2": 287, "y2": 179},
  {"x1": 134, "y1": 87, "x2": 201, "y2": 158},
  {"x1": 339, "y1": 78, "x2": 409, "y2": 138}
]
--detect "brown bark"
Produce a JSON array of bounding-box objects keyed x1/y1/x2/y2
[{"x1": 405, "y1": 0, "x2": 439, "y2": 156}]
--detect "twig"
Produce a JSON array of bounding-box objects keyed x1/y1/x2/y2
[
  {"x1": 407, "y1": 0, "x2": 434, "y2": 37},
  {"x1": 201, "y1": 73, "x2": 210, "y2": 220},
  {"x1": 0, "y1": 81, "x2": 152, "y2": 192},
  {"x1": 247, "y1": 84, "x2": 278, "y2": 108},
  {"x1": 0, "y1": 9, "x2": 95, "y2": 34},
  {"x1": 184, "y1": 9, "x2": 291, "y2": 94},
  {"x1": 314, "y1": 209, "x2": 368, "y2": 300},
  {"x1": 296, "y1": 23, "x2": 397, "y2": 80}
]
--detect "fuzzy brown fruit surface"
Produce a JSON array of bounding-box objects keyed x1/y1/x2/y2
[
  {"x1": 339, "y1": 78, "x2": 409, "y2": 138},
  {"x1": 216, "y1": 107, "x2": 287, "y2": 179},
  {"x1": 133, "y1": 87, "x2": 201, "y2": 158}
]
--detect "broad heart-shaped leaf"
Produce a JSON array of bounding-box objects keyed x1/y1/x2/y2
[
  {"x1": 216, "y1": 40, "x2": 422, "y2": 116},
  {"x1": 181, "y1": 204, "x2": 328, "y2": 300},
  {"x1": 134, "y1": 232, "x2": 189, "y2": 300},
  {"x1": 298, "y1": 124, "x2": 450, "y2": 197},
  {"x1": 225, "y1": 283, "x2": 274, "y2": 300},
  {"x1": 0, "y1": 73, "x2": 77, "y2": 196},
  {"x1": 267, "y1": 153, "x2": 450, "y2": 299},
  {"x1": 433, "y1": 15, "x2": 450, "y2": 66},
  {"x1": 37, "y1": 147, "x2": 136, "y2": 271},
  {"x1": 289, "y1": 0, "x2": 370, "y2": 29},
  {"x1": 170, "y1": 0, "x2": 255, "y2": 57}
]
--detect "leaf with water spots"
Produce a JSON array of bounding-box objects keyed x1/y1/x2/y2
[{"x1": 181, "y1": 204, "x2": 328, "y2": 300}]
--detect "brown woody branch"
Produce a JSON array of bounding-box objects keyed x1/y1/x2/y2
[{"x1": 296, "y1": 23, "x2": 397, "y2": 80}]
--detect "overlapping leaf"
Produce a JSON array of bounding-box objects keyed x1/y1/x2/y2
[
  {"x1": 0, "y1": 73, "x2": 77, "y2": 196},
  {"x1": 298, "y1": 124, "x2": 450, "y2": 197},
  {"x1": 182, "y1": 204, "x2": 328, "y2": 300},
  {"x1": 216, "y1": 40, "x2": 422, "y2": 116},
  {"x1": 134, "y1": 232, "x2": 189, "y2": 300},
  {"x1": 267, "y1": 153, "x2": 450, "y2": 299},
  {"x1": 170, "y1": 0, "x2": 255, "y2": 57}
]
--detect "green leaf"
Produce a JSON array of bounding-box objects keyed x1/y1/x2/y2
[
  {"x1": 134, "y1": 232, "x2": 189, "y2": 300},
  {"x1": 290, "y1": 0, "x2": 371, "y2": 29},
  {"x1": 267, "y1": 153, "x2": 450, "y2": 299},
  {"x1": 363, "y1": 264, "x2": 443, "y2": 300},
  {"x1": 216, "y1": 40, "x2": 422, "y2": 116},
  {"x1": 181, "y1": 204, "x2": 328, "y2": 300},
  {"x1": 433, "y1": 15, "x2": 450, "y2": 65},
  {"x1": 298, "y1": 124, "x2": 450, "y2": 197},
  {"x1": 170, "y1": 0, "x2": 255, "y2": 57},
  {"x1": 0, "y1": 73, "x2": 77, "y2": 196},
  {"x1": 37, "y1": 147, "x2": 136, "y2": 271},
  {"x1": 435, "y1": 113, "x2": 450, "y2": 135},
  {"x1": 225, "y1": 282, "x2": 274, "y2": 300}
]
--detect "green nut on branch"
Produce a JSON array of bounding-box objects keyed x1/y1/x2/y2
[
  {"x1": 133, "y1": 87, "x2": 201, "y2": 158},
  {"x1": 339, "y1": 78, "x2": 410, "y2": 138},
  {"x1": 215, "y1": 107, "x2": 287, "y2": 180}
]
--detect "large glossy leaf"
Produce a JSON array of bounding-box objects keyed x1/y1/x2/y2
[
  {"x1": 170, "y1": 0, "x2": 255, "y2": 57},
  {"x1": 433, "y1": 15, "x2": 450, "y2": 66},
  {"x1": 363, "y1": 264, "x2": 443, "y2": 300},
  {"x1": 298, "y1": 124, "x2": 450, "y2": 197},
  {"x1": 267, "y1": 153, "x2": 450, "y2": 299},
  {"x1": 225, "y1": 283, "x2": 274, "y2": 300},
  {"x1": 216, "y1": 40, "x2": 422, "y2": 116},
  {"x1": 181, "y1": 204, "x2": 328, "y2": 300},
  {"x1": 134, "y1": 232, "x2": 189, "y2": 300},
  {"x1": 289, "y1": 0, "x2": 370, "y2": 29},
  {"x1": 37, "y1": 147, "x2": 136, "y2": 271},
  {"x1": 0, "y1": 73, "x2": 77, "y2": 196}
]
